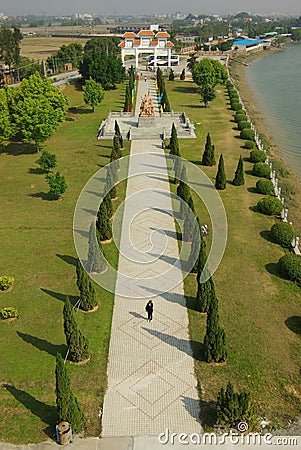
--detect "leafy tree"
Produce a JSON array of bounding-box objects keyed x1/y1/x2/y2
[
  {"x1": 204, "y1": 295, "x2": 227, "y2": 363},
  {"x1": 45, "y1": 172, "x2": 67, "y2": 198},
  {"x1": 192, "y1": 58, "x2": 227, "y2": 88},
  {"x1": 87, "y1": 222, "x2": 107, "y2": 274},
  {"x1": 168, "y1": 68, "x2": 175, "y2": 81},
  {"x1": 83, "y1": 37, "x2": 121, "y2": 56},
  {"x1": 217, "y1": 382, "x2": 256, "y2": 428},
  {"x1": 180, "y1": 68, "x2": 185, "y2": 80},
  {"x1": 55, "y1": 353, "x2": 85, "y2": 433},
  {"x1": 96, "y1": 200, "x2": 112, "y2": 242},
  {"x1": 202, "y1": 133, "x2": 216, "y2": 166},
  {"x1": 83, "y1": 78, "x2": 105, "y2": 112},
  {"x1": 200, "y1": 84, "x2": 216, "y2": 108},
  {"x1": 63, "y1": 297, "x2": 90, "y2": 362},
  {"x1": 79, "y1": 51, "x2": 126, "y2": 89},
  {"x1": 114, "y1": 120, "x2": 124, "y2": 149},
  {"x1": 232, "y1": 156, "x2": 244, "y2": 186},
  {"x1": 46, "y1": 43, "x2": 83, "y2": 72},
  {"x1": 215, "y1": 154, "x2": 226, "y2": 190},
  {"x1": 0, "y1": 27, "x2": 23, "y2": 72},
  {"x1": 35, "y1": 150, "x2": 57, "y2": 172},
  {"x1": 18, "y1": 56, "x2": 43, "y2": 79},
  {"x1": 12, "y1": 72, "x2": 68, "y2": 151},
  {"x1": 0, "y1": 88, "x2": 12, "y2": 142}
]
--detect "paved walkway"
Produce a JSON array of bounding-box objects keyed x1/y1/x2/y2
[{"x1": 101, "y1": 77, "x2": 201, "y2": 437}]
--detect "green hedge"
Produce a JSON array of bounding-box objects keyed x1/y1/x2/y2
[
  {"x1": 237, "y1": 121, "x2": 251, "y2": 131},
  {"x1": 271, "y1": 222, "x2": 295, "y2": 247},
  {"x1": 240, "y1": 129, "x2": 255, "y2": 141},
  {"x1": 250, "y1": 150, "x2": 266, "y2": 163},
  {"x1": 278, "y1": 254, "x2": 301, "y2": 283},
  {"x1": 235, "y1": 113, "x2": 247, "y2": 123},
  {"x1": 257, "y1": 197, "x2": 283, "y2": 216},
  {"x1": 244, "y1": 140, "x2": 255, "y2": 149},
  {"x1": 0, "y1": 276, "x2": 14, "y2": 291},
  {"x1": 252, "y1": 162, "x2": 271, "y2": 178},
  {"x1": 256, "y1": 179, "x2": 275, "y2": 195},
  {"x1": 231, "y1": 102, "x2": 243, "y2": 111}
]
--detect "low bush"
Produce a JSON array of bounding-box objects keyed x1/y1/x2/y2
[
  {"x1": 252, "y1": 162, "x2": 271, "y2": 178},
  {"x1": 271, "y1": 222, "x2": 295, "y2": 247},
  {"x1": 257, "y1": 197, "x2": 283, "y2": 216},
  {"x1": 240, "y1": 129, "x2": 255, "y2": 141},
  {"x1": 231, "y1": 102, "x2": 243, "y2": 111},
  {"x1": 256, "y1": 179, "x2": 275, "y2": 195},
  {"x1": 250, "y1": 149, "x2": 266, "y2": 163},
  {"x1": 0, "y1": 307, "x2": 19, "y2": 320},
  {"x1": 278, "y1": 254, "x2": 301, "y2": 283},
  {"x1": 235, "y1": 113, "x2": 247, "y2": 123},
  {"x1": 0, "y1": 276, "x2": 14, "y2": 291},
  {"x1": 244, "y1": 140, "x2": 255, "y2": 149},
  {"x1": 237, "y1": 121, "x2": 251, "y2": 131}
]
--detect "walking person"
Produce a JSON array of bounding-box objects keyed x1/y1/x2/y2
[{"x1": 145, "y1": 300, "x2": 153, "y2": 322}]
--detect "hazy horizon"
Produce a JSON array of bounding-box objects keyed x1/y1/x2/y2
[{"x1": 1, "y1": 0, "x2": 300, "y2": 18}]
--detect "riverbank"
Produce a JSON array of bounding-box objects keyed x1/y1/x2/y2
[{"x1": 228, "y1": 46, "x2": 301, "y2": 235}]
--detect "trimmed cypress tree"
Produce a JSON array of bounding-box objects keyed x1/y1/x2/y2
[
  {"x1": 87, "y1": 222, "x2": 106, "y2": 275},
  {"x1": 202, "y1": 133, "x2": 216, "y2": 166},
  {"x1": 113, "y1": 134, "x2": 122, "y2": 159},
  {"x1": 183, "y1": 204, "x2": 196, "y2": 242},
  {"x1": 96, "y1": 200, "x2": 112, "y2": 242},
  {"x1": 188, "y1": 217, "x2": 204, "y2": 273},
  {"x1": 173, "y1": 155, "x2": 182, "y2": 185},
  {"x1": 215, "y1": 154, "x2": 226, "y2": 190},
  {"x1": 106, "y1": 164, "x2": 117, "y2": 199},
  {"x1": 104, "y1": 193, "x2": 113, "y2": 219},
  {"x1": 168, "y1": 68, "x2": 175, "y2": 81},
  {"x1": 169, "y1": 123, "x2": 179, "y2": 156},
  {"x1": 123, "y1": 84, "x2": 131, "y2": 112},
  {"x1": 76, "y1": 258, "x2": 98, "y2": 309},
  {"x1": 180, "y1": 68, "x2": 185, "y2": 80},
  {"x1": 161, "y1": 88, "x2": 171, "y2": 112},
  {"x1": 55, "y1": 353, "x2": 85, "y2": 433},
  {"x1": 204, "y1": 295, "x2": 227, "y2": 363},
  {"x1": 232, "y1": 155, "x2": 245, "y2": 186},
  {"x1": 177, "y1": 166, "x2": 190, "y2": 217},
  {"x1": 114, "y1": 120, "x2": 124, "y2": 149},
  {"x1": 110, "y1": 141, "x2": 120, "y2": 171},
  {"x1": 63, "y1": 298, "x2": 90, "y2": 362},
  {"x1": 196, "y1": 274, "x2": 216, "y2": 313},
  {"x1": 187, "y1": 194, "x2": 195, "y2": 214}
]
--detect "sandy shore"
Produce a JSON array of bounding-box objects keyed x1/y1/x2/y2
[{"x1": 228, "y1": 46, "x2": 301, "y2": 235}]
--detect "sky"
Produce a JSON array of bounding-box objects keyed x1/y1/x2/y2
[{"x1": 1, "y1": 0, "x2": 301, "y2": 17}]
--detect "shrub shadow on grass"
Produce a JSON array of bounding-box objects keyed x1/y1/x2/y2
[
  {"x1": 260, "y1": 230, "x2": 274, "y2": 244},
  {"x1": 249, "y1": 205, "x2": 259, "y2": 213},
  {"x1": 40, "y1": 288, "x2": 78, "y2": 305},
  {"x1": 56, "y1": 254, "x2": 78, "y2": 267},
  {"x1": 28, "y1": 192, "x2": 58, "y2": 201},
  {"x1": 247, "y1": 187, "x2": 258, "y2": 194},
  {"x1": 3, "y1": 384, "x2": 57, "y2": 441},
  {"x1": 0, "y1": 142, "x2": 36, "y2": 156},
  {"x1": 285, "y1": 316, "x2": 301, "y2": 335},
  {"x1": 265, "y1": 262, "x2": 282, "y2": 278},
  {"x1": 68, "y1": 106, "x2": 91, "y2": 115},
  {"x1": 245, "y1": 169, "x2": 255, "y2": 176},
  {"x1": 28, "y1": 167, "x2": 46, "y2": 175},
  {"x1": 17, "y1": 332, "x2": 67, "y2": 357}
]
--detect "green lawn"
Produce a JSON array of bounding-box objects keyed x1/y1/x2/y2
[
  {"x1": 0, "y1": 81, "x2": 128, "y2": 444},
  {"x1": 166, "y1": 80, "x2": 301, "y2": 428}
]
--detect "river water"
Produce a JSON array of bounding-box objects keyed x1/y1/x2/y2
[{"x1": 245, "y1": 44, "x2": 301, "y2": 178}]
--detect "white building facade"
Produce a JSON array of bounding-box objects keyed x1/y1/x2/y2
[{"x1": 119, "y1": 29, "x2": 174, "y2": 68}]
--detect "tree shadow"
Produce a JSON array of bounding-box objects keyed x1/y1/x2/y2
[
  {"x1": 141, "y1": 327, "x2": 205, "y2": 361},
  {"x1": 249, "y1": 205, "x2": 258, "y2": 213},
  {"x1": 285, "y1": 316, "x2": 301, "y2": 336},
  {"x1": 68, "y1": 106, "x2": 91, "y2": 115},
  {"x1": 40, "y1": 288, "x2": 78, "y2": 305},
  {"x1": 3, "y1": 384, "x2": 57, "y2": 440},
  {"x1": 245, "y1": 169, "x2": 255, "y2": 176},
  {"x1": 28, "y1": 167, "x2": 46, "y2": 175},
  {"x1": 260, "y1": 230, "x2": 274, "y2": 244},
  {"x1": 141, "y1": 286, "x2": 200, "y2": 312},
  {"x1": 0, "y1": 141, "x2": 37, "y2": 156},
  {"x1": 247, "y1": 187, "x2": 258, "y2": 194},
  {"x1": 56, "y1": 254, "x2": 78, "y2": 267},
  {"x1": 172, "y1": 86, "x2": 198, "y2": 94},
  {"x1": 199, "y1": 399, "x2": 217, "y2": 427},
  {"x1": 265, "y1": 262, "x2": 282, "y2": 278},
  {"x1": 189, "y1": 160, "x2": 203, "y2": 166},
  {"x1": 181, "y1": 396, "x2": 202, "y2": 423},
  {"x1": 28, "y1": 192, "x2": 58, "y2": 201},
  {"x1": 17, "y1": 332, "x2": 67, "y2": 357}
]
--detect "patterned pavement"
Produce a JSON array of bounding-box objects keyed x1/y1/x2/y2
[{"x1": 101, "y1": 77, "x2": 201, "y2": 437}]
